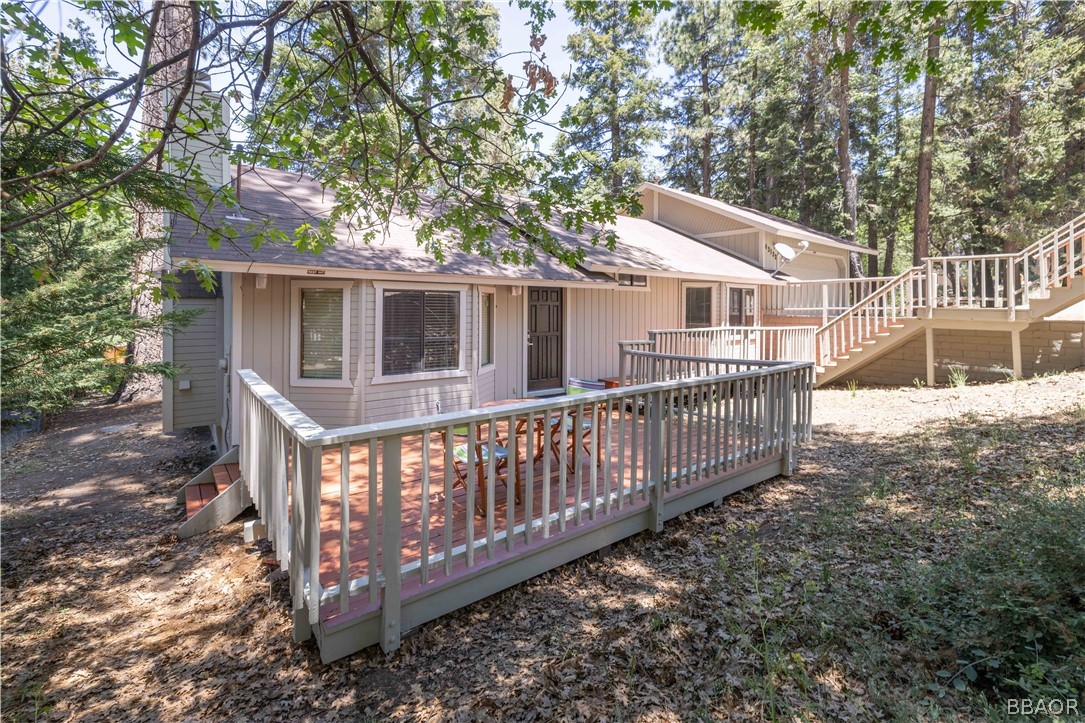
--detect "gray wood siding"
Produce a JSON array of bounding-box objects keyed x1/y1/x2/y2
[
  {"x1": 566, "y1": 277, "x2": 683, "y2": 382},
  {"x1": 239, "y1": 273, "x2": 361, "y2": 428},
  {"x1": 493, "y1": 285, "x2": 526, "y2": 399},
  {"x1": 778, "y1": 238, "x2": 848, "y2": 279},
  {"x1": 654, "y1": 192, "x2": 752, "y2": 236},
  {"x1": 170, "y1": 297, "x2": 223, "y2": 429}
]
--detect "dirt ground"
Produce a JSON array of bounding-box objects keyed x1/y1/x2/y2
[{"x1": 2, "y1": 373, "x2": 1083, "y2": 721}]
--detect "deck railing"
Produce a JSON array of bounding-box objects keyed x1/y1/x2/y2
[
  {"x1": 925, "y1": 212, "x2": 1084, "y2": 317},
  {"x1": 813, "y1": 268, "x2": 928, "y2": 367},
  {"x1": 761, "y1": 276, "x2": 896, "y2": 324},
  {"x1": 646, "y1": 326, "x2": 818, "y2": 363},
  {"x1": 237, "y1": 358, "x2": 813, "y2": 656}
]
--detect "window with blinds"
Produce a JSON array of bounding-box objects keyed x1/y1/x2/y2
[
  {"x1": 480, "y1": 291, "x2": 494, "y2": 367},
  {"x1": 299, "y1": 287, "x2": 345, "y2": 379},
  {"x1": 382, "y1": 290, "x2": 460, "y2": 375},
  {"x1": 685, "y1": 286, "x2": 713, "y2": 329}
]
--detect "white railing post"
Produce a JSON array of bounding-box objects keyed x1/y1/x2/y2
[
  {"x1": 1006, "y1": 256, "x2": 1017, "y2": 321},
  {"x1": 820, "y1": 283, "x2": 829, "y2": 326},
  {"x1": 305, "y1": 444, "x2": 322, "y2": 627},
  {"x1": 380, "y1": 435, "x2": 403, "y2": 653},
  {"x1": 648, "y1": 388, "x2": 665, "y2": 533},
  {"x1": 782, "y1": 369, "x2": 794, "y2": 476},
  {"x1": 925, "y1": 258, "x2": 935, "y2": 317}
]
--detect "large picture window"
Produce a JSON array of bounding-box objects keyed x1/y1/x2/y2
[
  {"x1": 291, "y1": 280, "x2": 352, "y2": 388},
  {"x1": 382, "y1": 289, "x2": 461, "y2": 375}
]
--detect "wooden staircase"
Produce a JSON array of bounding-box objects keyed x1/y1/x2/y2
[
  {"x1": 176, "y1": 447, "x2": 253, "y2": 538},
  {"x1": 815, "y1": 213, "x2": 1085, "y2": 386},
  {"x1": 184, "y1": 462, "x2": 241, "y2": 517}
]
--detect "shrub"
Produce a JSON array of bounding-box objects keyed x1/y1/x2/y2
[{"x1": 900, "y1": 491, "x2": 1085, "y2": 701}]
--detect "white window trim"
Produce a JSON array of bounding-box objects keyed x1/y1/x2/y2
[
  {"x1": 616, "y1": 272, "x2": 652, "y2": 292},
  {"x1": 372, "y1": 281, "x2": 469, "y2": 385},
  {"x1": 681, "y1": 282, "x2": 718, "y2": 329},
  {"x1": 478, "y1": 286, "x2": 496, "y2": 376},
  {"x1": 290, "y1": 279, "x2": 353, "y2": 389}
]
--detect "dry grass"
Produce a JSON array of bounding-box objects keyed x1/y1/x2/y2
[{"x1": 2, "y1": 373, "x2": 1083, "y2": 721}]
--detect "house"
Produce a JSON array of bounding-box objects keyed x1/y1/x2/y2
[
  {"x1": 161, "y1": 79, "x2": 1082, "y2": 662},
  {"x1": 163, "y1": 161, "x2": 873, "y2": 447}
]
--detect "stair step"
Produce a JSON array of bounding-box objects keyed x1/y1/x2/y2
[
  {"x1": 184, "y1": 482, "x2": 221, "y2": 519},
  {"x1": 211, "y1": 463, "x2": 241, "y2": 495}
]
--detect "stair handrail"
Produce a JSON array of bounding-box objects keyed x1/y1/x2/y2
[
  {"x1": 921, "y1": 211, "x2": 1083, "y2": 314},
  {"x1": 814, "y1": 211, "x2": 1082, "y2": 370},
  {"x1": 814, "y1": 266, "x2": 925, "y2": 367}
]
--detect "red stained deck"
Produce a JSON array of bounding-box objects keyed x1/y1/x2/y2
[{"x1": 312, "y1": 404, "x2": 768, "y2": 623}]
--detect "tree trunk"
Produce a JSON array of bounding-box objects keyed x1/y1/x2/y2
[
  {"x1": 747, "y1": 59, "x2": 758, "y2": 206},
  {"x1": 1001, "y1": 4, "x2": 1026, "y2": 252},
  {"x1": 798, "y1": 49, "x2": 817, "y2": 225},
  {"x1": 700, "y1": 53, "x2": 712, "y2": 195},
  {"x1": 866, "y1": 37, "x2": 881, "y2": 278},
  {"x1": 913, "y1": 26, "x2": 941, "y2": 265},
  {"x1": 884, "y1": 63, "x2": 903, "y2": 275},
  {"x1": 838, "y1": 11, "x2": 862, "y2": 277}
]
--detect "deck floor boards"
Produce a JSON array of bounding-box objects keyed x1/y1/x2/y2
[{"x1": 310, "y1": 405, "x2": 769, "y2": 622}]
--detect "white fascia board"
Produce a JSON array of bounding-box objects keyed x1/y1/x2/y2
[{"x1": 172, "y1": 257, "x2": 619, "y2": 288}]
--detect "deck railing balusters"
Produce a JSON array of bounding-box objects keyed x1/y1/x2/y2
[
  {"x1": 486, "y1": 421, "x2": 496, "y2": 559},
  {"x1": 558, "y1": 409, "x2": 568, "y2": 532},
  {"x1": 237, "y1": 353, "x2": 815, "y2": 654},
  {"x1": 542, "y1": 406, "x2": 552, "y2": 538},
  {"x1": 525, "y1": 411, "x2": 534, "y2": 545},
  {"x1": 466, "y1": 421, "x2": 477, "y2": 567},
  {"x1": 339, "y1": 442, "x2": 351, "y2": 613},
  {"x1": 368, "y1": 439, "x2": 378, "y2": 604},
  {"x1": 506, "y1": 414, "x2": 516, "y2": 553},
  {"x1": 420, "y1": 435, "x2": 431, "y2": 584},
  {"x1": 443, "y1": 426, "x2": 454, "y2": 576}
]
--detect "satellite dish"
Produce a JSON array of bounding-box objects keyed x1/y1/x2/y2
[{"x1": 774, "y1": 242, "x2": 798, "y2": 261}]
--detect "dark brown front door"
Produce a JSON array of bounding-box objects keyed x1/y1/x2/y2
[{"x1": 527, "y1": 287, "x2": 563, "y2": 391}]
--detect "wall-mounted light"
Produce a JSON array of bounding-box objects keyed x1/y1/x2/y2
[
  {"x1": 510, "y1": 286, "x2": 522, "y2": 296},
  {"x1": 256, "y1": 273, "x2": 268, "y2": 289}
]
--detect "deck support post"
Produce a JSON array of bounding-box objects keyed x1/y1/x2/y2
[
  {"x1": 781, "y1": 371, "x2": 795, "y2": 477},
  {"x1": 925, "y1": 326, "x2": 936, "y2": 387},
  {"x1": 1011, "y1": 329, "x2": 1023, "y2": 379},
  {"x1": 292, "y1": 608, "x2": 312, "y2": 643},
  {"x1": 648, "y1": 389, "x2": 665, "y2": 533},
  {"x1": 380, "y1": 436, "x2": 403, "y2": 653}
]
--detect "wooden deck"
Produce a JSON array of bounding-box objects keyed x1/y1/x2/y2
[
  {"x1": 237, "y1": 362, "x2": 812, "y2": 659},
  {"x1": 313, "y1": 405, "x2": 765, "y2": 623}
]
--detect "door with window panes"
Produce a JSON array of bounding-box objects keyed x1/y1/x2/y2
[{"x1": 727, "y1": 286, "x2": 757, "y2": 358}]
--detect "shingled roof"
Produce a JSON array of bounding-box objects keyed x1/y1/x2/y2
[{"x1": 169, "y1": 166, "x2": 783, "y2": 283}]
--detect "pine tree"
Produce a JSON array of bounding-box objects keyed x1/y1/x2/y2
[
  {"x1": 555, "y1": 1, "x2": 664, "y2": 197},
  {"x1": 658, "y1": 0, "x2": 737, "y2": 196}
]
